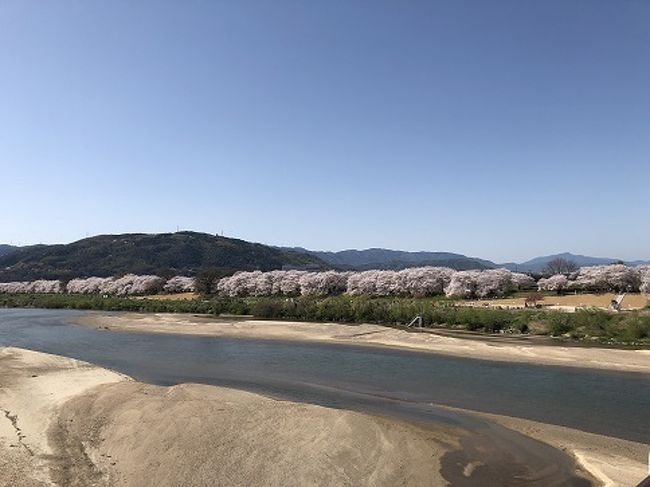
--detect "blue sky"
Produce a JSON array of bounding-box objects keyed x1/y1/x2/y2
[{"x1": 1, "y1": 1, "x2": 648, "y2": 262}]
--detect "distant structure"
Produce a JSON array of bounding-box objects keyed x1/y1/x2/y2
[{"x1": 407, "y1": 315, "x2": 423, "y2": 328}]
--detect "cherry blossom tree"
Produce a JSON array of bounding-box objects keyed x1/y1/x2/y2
[
  {"x1": 638, "y1": 266, "x2": 650, "y2": 294},
  {"x1": 569, "y1": 265, "x2": 640, "y2": 292},
  {"x1": 299, "y1": 271, "x2": 349, "y2": 296},
  {"x1": 347, "y1": 270, "x2": 385, "y2": 296},
  {"x1": 537, "y1": 274, "x2": 569, "y2": 292},
  {"x1": 444, "y1": 271, "x2": 480, "y2": 298},
  {"x1": 0, "y1": 281, "x2": 30, "y2": 293},
  {"x1": 0, "y1": 280, "x2": 62, "y2": 294},
  {"x1": 398, "y1": 267, "x2": 456, "y2": 297},
  {"x1": 511, "y1": 273, "x2": 536, "y2": 290},
  {"x1": 66, "y1": 277, "x2": 114, "y2": 294},
  {"x1": 27, "y1": 280, "x2": 62, "y2": 294},
  {"x1": 444, "y1": 269, "x2": 526, "y2": 298},
  {"x1": 163, "y1": 276, "x2": 196, "y2": 293},
  {"x1": 64, "y1": 275, "x2": 164, "y2": 295}
]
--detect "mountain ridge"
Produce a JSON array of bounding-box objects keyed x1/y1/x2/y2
[
  {"x1": 0, "y1": 232, "x2": 327, "y2": 281},
  {"x1": 1, "y1": 235, "x2": 648, "y2": 280},
  {"x1": 282, "y1": 247, "x2": 494, "y2": 271},
  {"x1": 285, "y1": 248, "x2": 649, "y2": 273}
]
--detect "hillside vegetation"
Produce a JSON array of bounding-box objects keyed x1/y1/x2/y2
[{"x1": 0, "y1": 232, "x2": 326, "y2": 281}]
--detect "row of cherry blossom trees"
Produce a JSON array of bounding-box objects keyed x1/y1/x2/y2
[
  {"x1": 215, "y1": 267, "x2": 536, "y2": 298},
  {"x1": 2, "y1": 265, "x2": 649, "y2": 297},
  {"x1": 216, "y1": 270, "x2": 352, "y2": 297},
  {"x1": 538, "y1": 264, "x2": 650, "y2": 293},
  {"x1": 69, "y1": 274, "x2": 166, "y2": 296},
  {"x1": 445, "y1": 270, "x2": 535, "y2": 298},
  {"x1": 0, "y1": 274, "x2": 195, "y2": 296},
  {"x1": 0, "y1": 280, "x2": 62, "y2": 294}
]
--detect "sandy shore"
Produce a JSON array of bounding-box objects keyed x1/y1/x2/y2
[
  {"x1": 76, "y1": 312, "x2": 650, "y2": 373},
  {"x1": 0, "y1": 348, "x2": 125, "y2": 487},
  {"x1": 0, "y1": 347, "x2": 458, "y2": 486}
]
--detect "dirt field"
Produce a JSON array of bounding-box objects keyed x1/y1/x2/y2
[
  {"x1": 134, "y1": 292, "x2": 200, "y2": 301},
  {"x1": 463, "y1": 293, "x2": 649, "y2": 311}
]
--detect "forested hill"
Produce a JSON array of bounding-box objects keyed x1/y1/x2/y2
[{"x1": 0, "y1": 232, "x2": 327, "y2": 281}]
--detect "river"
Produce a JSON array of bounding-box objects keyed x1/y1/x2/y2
[{"x1": 2, "y1": 308, "x2": 648, "y2": 485}]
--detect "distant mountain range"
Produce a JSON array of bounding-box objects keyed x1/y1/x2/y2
[
  {"x1": 1, "y1": 234, "x2": 648, "y2": 281},
  {"x1": 283, "y1": 247, "x2": 494, "y2": 271},
  {"x1": 288, "y1": 248, "x2": 649, "y2": 273},
  {"x1": 498, "y1": 252, "x2": 650, "y2": 273}
]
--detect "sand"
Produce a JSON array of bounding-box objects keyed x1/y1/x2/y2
[
  {"x1": 76, "y1": 313, "x2": 650, "y2": 374},
  {"x1": 134, "y1": 292, "x2": 200, "y2": 301},
  {"x1": 0, "y1": 347, "x2": 458, "y2": 487},
  {"x1": 462, "y1": 293, "x2": 649, "y2": 311},
  {"x1": 0, "y1": 348, "x2": 125, "y2": 487}
]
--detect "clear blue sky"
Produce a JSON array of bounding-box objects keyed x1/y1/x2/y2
[{"x1": 1, "y1": 1, "x2": 648, "y2": 262}]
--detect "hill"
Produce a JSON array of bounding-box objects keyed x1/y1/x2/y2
[
  {"x1": 0, "y1": 244, "x2": 18, "y2": 257},
  {"x1": 284, "y1": 247, "x2": 495, "y2": 271},
  {"x1": 0, "y1": 245, "x2": 18, "y2": 258},
  {"x1": 0, "y1": 232, "x2": 327, "y2": 281}
]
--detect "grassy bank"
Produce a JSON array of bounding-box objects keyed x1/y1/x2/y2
[
  {"x1": 1, "y1": 293, "x2": 649, "y2": 345},
  {"x1": 0, "y1": 293, "x2": 219, "y2": 314}
]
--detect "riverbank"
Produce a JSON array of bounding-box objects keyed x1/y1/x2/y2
[
  {"x1": 3, "y1": 293, "x2": 649, "y2": 345},
  {"x1": 76, "y1": 312, "x2": 650, "y2": 373},
  {"x1": 0, "y1": 347, "x2": 456, "y2": 486}
]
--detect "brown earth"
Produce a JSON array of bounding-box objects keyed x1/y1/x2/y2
[
  {"x1": 462, "y1": 293, "x2": 648, "y2": 310},
  {"x1": 134, "y1": 292, "x2": 200, "y2": 301}
]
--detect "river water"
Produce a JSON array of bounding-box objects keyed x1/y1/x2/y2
[{"x1": 1, "y1": 308, "x2": 648, "y2": 485}]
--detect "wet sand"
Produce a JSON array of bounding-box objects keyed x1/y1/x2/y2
[
  {"x1": 444, "y1": 406, "x2": 648, "y2": 487},
  {"x1": 0, "y1": 348, "x2": 125, "y2": 486},
  {"x1": 76, "y1": 312, "x2": 650, "y2": 373}
]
